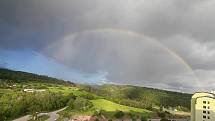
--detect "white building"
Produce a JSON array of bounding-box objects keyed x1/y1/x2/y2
[
  {"x1": 24, "y1": 89, "x2": 46, "y2": 93},
  {"x1": 191, "y1": 92, "x2": 215, "y2": 121}
]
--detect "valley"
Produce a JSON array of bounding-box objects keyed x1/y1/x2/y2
[{"x1": 0, "y1": 68, "x2": 190, "y2": 121}]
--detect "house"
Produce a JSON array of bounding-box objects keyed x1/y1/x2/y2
[
  {"x1": 24, "y1": 89, "x2": 46, "y2": 93},
  {"x1": 191, "y1": 92, "x2": 215, "y2": 121}
]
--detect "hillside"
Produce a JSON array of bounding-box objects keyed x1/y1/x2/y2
[
  {"x1": 91, "y1": 99, "x2": 151, "y2": 113},
  {"x1": 0, "y1": 68, "x2": 191, "y2": 110},
  {"x1": 0, "y1": 68, "x2": 74, "y2": 85},
  {"x1": 82, "y1": 84, "x2": 192, "y2": 111},
  {"x1": 0, "y1": 68, "x2": 191, "y2": 120}
]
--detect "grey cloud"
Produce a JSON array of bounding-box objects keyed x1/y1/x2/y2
[
  {"x1": 162, "y1": 35, "x2": 215, "y2": 70},
  {"x1": 44, "y1": 30, "x2": 199, "y2": 92},
  {"x1": 135, "y1": 0, "x2": 215, "y2": 41},
  {"x1": 1, "y1": 0, "x2": 215, "y2": 49},
  {"x1": 0, "y1": 0, "x2": 215, "y2": 92}
]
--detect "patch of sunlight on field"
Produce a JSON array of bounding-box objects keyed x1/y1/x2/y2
[{"x1": 91, "y1": 99, "x2": 151, "y2": 113}]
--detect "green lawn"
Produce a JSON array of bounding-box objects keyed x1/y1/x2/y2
[
  {"x1": 91, "y1": 99, "x2": 151, "y2": 113},
  {"x1": 58, "y1": 98, "x2": 151, "y2": 119},
  {"x1": 0, "y1": 89, "x2": 14, "y2": 94},
  {"x1": 48, "y1": 86, "x2": 78, "y2": 94}
]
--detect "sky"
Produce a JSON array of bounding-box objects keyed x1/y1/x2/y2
[{"x1": 0, "y1": 0, "x2": 215, "y2": 92}]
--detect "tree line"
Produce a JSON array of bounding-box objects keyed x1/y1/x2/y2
[{"x1": 0, "y1": 91, "x2": 74, "y2": 121}]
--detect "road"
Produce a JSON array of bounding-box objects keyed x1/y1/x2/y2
[
  {"x1": 46, "y1": 107, "x2": 67, "y2": 121},
  {"x1": 13, "y1": 107, "x2": 67, "y2": 121},
  {"x1": 13, "y1": 115, "x2": 31, "y2": 121}
]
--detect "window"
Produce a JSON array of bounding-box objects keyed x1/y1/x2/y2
[
  {"x1": 208, "y1": 101, "x2": 210, "y2": 104},
  {"x1": 203, "y1": 106, "x2": 206, "y2": 109},
  {"x1": 208, "y1": 111, "x2": 210, "y2": 114},
  {"x1": 203, "y1": 101, "x2": 206, "y2": 104},
  {"x1": 203, "y1": 110, "x2": 206, "y2": 113},
  {"x1": 208, "y1": 116, "x2": 210, "y2": 119},
  {"x1": 208, "y1": 106, "x2": 210, "y2": 109},
  {"x1": 203, "y1": 115, "x2": 206, "y2": 118}
]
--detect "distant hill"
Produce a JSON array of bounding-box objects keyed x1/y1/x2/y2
[
  {"x1": 82, "y1": 84, "x2": 192, "y2": 111},
  {"x1": 0, "y1": 68, "x2": 74, "y2": 85},
  {"x1": 0, "y1": 68, "x2": 191, "y2": 111}
]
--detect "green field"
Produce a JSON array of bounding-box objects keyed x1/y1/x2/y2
[
  {"x1": 58, "y1": 98, "x2": 151, "y2": 120},
  {"x1": 91, "y1": 99, "x2": 150, "y2": 113}
]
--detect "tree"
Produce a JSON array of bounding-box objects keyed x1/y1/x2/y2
[
  {"x1": 71, "y1": 97, "x2": 93, "y2": 110},
  {"x1": 157, "y1": 111, "x2": 166, "y2": 118},
  {"x1": 160, "y1": 118, "x2": 170, "y2": 121},
  {"x1": 141, "y1": 116, "x2": 147, "y2": 121},
  {"x1": 114, "y1": 110, "x2": 124, "y2": 118}
]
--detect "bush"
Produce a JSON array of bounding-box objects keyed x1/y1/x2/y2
[
  {"x1": 131, "y1": 116, "x2": 138, "y2": 121},
  {"x1": 80, "y1": 93, "x2": 95, "y2": 100},
  {"x1": 93, "y1": 110, "x2": 102, "y2": 117},
  {"x1": 114, "y1": 110, "x2": 124, "y2": 118},
  {"x1": 72, "y1": 97, "x2": 93, "y2": 110},
  {"x1": 141, "y1": 116, "x2": 147, "y2": 121},
  {"x1": 0, "y1": 92, "x2": 73, "y2": 120},
  {"x1": 160, "y1": 118, "x2": 170, "y2": 121},
  {"x1": 157, "y1": 111, "x2": 166, "y2": 118}
]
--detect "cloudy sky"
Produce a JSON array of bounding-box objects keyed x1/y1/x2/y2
[{"x1": 1, "y1": 0, "x2": 215, "y2": 93}]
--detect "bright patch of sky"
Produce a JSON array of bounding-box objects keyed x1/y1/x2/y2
[{"x1": 0, "y1": 49, "x2": 107, "y2": 84}]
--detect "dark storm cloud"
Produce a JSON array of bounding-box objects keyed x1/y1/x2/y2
[
  {"x1": 0, "y1": 0, "x2": 79, "y2": 49},
  {"x1": 43, "y1": 30, "x2": 199, "y2": 92},
  {"x1": 1, "y1": 0, "x2": 215, "y2": 49},
  {"x1": 136, "y1": 0, "x2": 215, "y2": 41},
  {"x1": 1, "y1": 0, "x2": 215, "y2": 92}
]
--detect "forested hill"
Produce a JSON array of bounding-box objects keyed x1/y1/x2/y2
[
  {"x1": 0, "y1": 68, "x2": 74, "y2": 85},
  {"x1": 0, "y1": 68, "x2": 191, "y2": 111},
  {"x1": 83, "y1": 84, "x2": 192, "y2": 111}
]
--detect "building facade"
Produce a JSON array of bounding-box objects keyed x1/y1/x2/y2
[{"x1": 191, "y1": 92, "x2": 215, "y2": 121}]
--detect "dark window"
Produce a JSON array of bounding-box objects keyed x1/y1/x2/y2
[
  {"x1": 203, "y1": 101, "x2": 206, "y2": 104},
  {"x1": 208, "y1": 116, "x2": 210, "y2": 119},
  {"x1": 203, "y1": 115, "x2": 206, "y2": 118},
  {"x1": 208, "y1": 101, "x2": 210, "y2": 104},
  {"x1": 208, "y1": 106, "x2": 210, "y2": 109},
  {"x1": 208, "y1": 111, "x2": 210, "y2": 114},
  {"x1": 203, "y1": 110, "x2": 206, "y2": 113},
  {"x1": 203, "y1": 106, "x2": 206, "y2": 109}
]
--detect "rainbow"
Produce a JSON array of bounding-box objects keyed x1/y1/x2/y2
[{"x1": 48, "y1": 28, "x2": 201, "y2": 90}]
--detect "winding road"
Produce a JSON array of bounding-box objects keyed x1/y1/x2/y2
[{"x1": 13, "y1": 107, "x2": 67, "y2": 121}]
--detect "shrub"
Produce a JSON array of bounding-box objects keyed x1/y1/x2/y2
[
  {"x1": 73, "y1": 97, "x2": 93, "y2": 110},
  {"x1": 157, "y1": 111, "x2": 166, "y2": 118},
  {"x1": 160, "y1": 118, "x2": 170, "y2": 121},
  {"x1": 114, "y1": 110, "x2": 124, "y2": 118},
  {"x1": 80, "y1": 93, "x2": 95, "y2": 100},
  {"x1": 141, "y1": 116, "x2": 147, "y2": 121}
]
